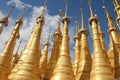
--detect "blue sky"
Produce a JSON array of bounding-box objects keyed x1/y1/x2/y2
[{"x1": 0, "y1": 0, "x2": 119, "y2": 60}]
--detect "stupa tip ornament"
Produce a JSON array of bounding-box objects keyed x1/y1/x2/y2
[
  {"x1": 0, "y1": 4, "x2": 15, "y2": 35},
  {"x1": 74, "y1": 21, "x2": 80, "y2": 38},
  {"x1": 88, "y1": 0, "x2": 98, "y2": 25},
  {"x1": 43, "y1": 11, "x2": 62, "y2": 80},
  {"x1": 0, "y1": 0, "x2": 120, "y2": 80},
  {"x1": 0, "y1": 6, "x2": 25, "y2": 80},
  {"x1": 50, "y1": 1, "x2": 74, "y2": 80},
  {"x1": 15, "y1": 6, "x2": 27, "y2": 28},
  {"x1": 75, "y1": 3, "x2": 92, "y2": 80},
  {"x1": 56, "y1": 10, "x2": 62, "y2": 34},
  {"x1": 80, "y1": 7, "x2": 86, "y2": 31},
  {"x1": 98, "y1": 22, "x2": 104, "y2": 37},
  {"x1": 8, "y1": 3, "x2": 46, "y2": 80},
  {"x1": 62, "y1": 0, "x2": 70, "y2": 23},
  {"x1": 39, "y1": 33, "x2": 50, "y2": 79},
  {"x1": 88, "y1": 0, "x2": 114, "y2": 80},
  {"x1": 0, "y1": 3, "x2": 15, "y2": 25},
  {"x1": 73, "y1": 21, "x2": 80, "y2": 76},
  {"x1": 103, "y1": 3, "x2": 120, "y2": 80}
]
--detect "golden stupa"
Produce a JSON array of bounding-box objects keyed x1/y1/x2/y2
[{"x1": 0, "y1": 0, "x2": 120, "y2": 80}]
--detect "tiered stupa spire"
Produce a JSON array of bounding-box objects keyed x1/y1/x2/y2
[
  {"x1": 39, "y1": 32, "x2": 50, "y2": 79},
  {"x1": 98, "y1": 22, "x2": 111, "y2": 64},
  {"x1": 104, "y1": 5, "x2": 120, "y2": 79},
  {"x1": 88, "y1": 0, "x2": 114, "y2": 80},
  {"x1": 11, "y1": 40, "x2": 22, "y2": 68},
  {"x1": 98, "y1": 22, "x2": 106, "y2": 50},
  {"x1": 75, "y1": 7, "x2": 92, "y2": 80},
  {"x1": 73, "y1": 21, "x2": 80, "y2": 77},
  {"x1": 107, "y1": 35, "x2": 116, "y2": 75},
  {"x1": 50, "y1": 1, "x2": 74, "y2": 80},
  {"x1": 0, "y1": 4, "x2": 15, "y2": 35},
  {"x1": 8, "y1": 3, "x2": 46, "y2": 80},
  {"x1": 43, "y1": 10, "x2": 62, "y2": 80},
  {"x1": 0, "y1": 6, "x2": 25, "y2": 80}
]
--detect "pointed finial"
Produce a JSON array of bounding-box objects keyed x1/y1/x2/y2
[
  {"x1": 80, "y1": 3, "x2": 85, "y2": 29},
  {"x1": 103, "y1": 5, "x2": 110, "y2": 16},
  {"x1": 59, "y1": 9, "x2": 62, "y2": 17},
  {"x1": 98, "y1": 22, "x2": 101, "y2": 33},
  {"x1": 6, "y1": 3, "x2": 15, "y2": 18},
  {"x1": 102, "y1": 0, "x2": 110, "y2": 16},
  {"x1": 19, "y1": 6, "x2": 27, "y2": 20},
  {"x1": 45, "y1": 29, "x2": 50, "y2": 46},
  {"x1": 65, "y1": 0, "x2": 68, "y2": 17},
  {"x1": 75, "y1": 21, "x2": 80, "y2": 34},
  {"x1": 113, "y1": 0, "x2": 119, "y2": 7},
  {"x1": 57, "y1": 9, "x2": 62, "y2": 33},
  {"x1": 40, "y1": 1, "x2": 47, "y2": 17},
  {"x1": 88, "y1": 0, "x2": 94, "y2": 17}
]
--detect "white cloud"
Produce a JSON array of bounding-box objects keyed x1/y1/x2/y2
[
  {"x1": 7, "y1": 0, "x2": 32, "y2": 10},
  {"x1": 0, "y1": 3, "x2": 59, "y2": 56},
  {"x1": 0, "y1": 1, "x2": 76, "y2": 63}
]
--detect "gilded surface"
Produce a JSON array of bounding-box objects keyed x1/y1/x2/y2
[
  {"x1": 104, "y1": 6, "x2": 120, "y2": 79},
  {"x1": 8, "y1": 3, "x2": 46, "y2": 80},
  {"x1": 50, "y1": 1, "x2": 74, "y2": 80},
  {"x1": 88, "y1": 1, "x2": 114, "y2": 80},
  {"x1": 0, "y1": 9, "x2": 23, "y2": 80},
  {"x1": 43, "y1": 13, "x2": 62, "y2": 80},
  {"x1": 75, "y1": 9, "x2": 92, "y2": 80}
]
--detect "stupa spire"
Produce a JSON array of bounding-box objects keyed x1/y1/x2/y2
[
  {"x1": 39, "y1": 32, "x2": 50, "y2": 79},
  {"x1": 43, "y1": 10, "x2": 62, "y2": 80},
  {"x1": 56, "y1": 9, "x2": 62, "y2": 33},
  {"x1": 11, "y1": 40, "x2": 22, "y2": 68},
  {"x1": 40, "y1": 2, "x2": 46, "y2": 18},
  {"x1": 0, "y1": 6, "x2": 25, "y2": 80},
  {"x1": 9, "y1": 3, "x2": 46, "y2": 80},
  {"x1": 6, "y1": 4, "x2": 15, "y2": 19},
  {"x1": 50, "y1": 1, "x2": 74, "y2": 80},
  {"x1": 107, "y1": 35, "x2": 116, "y2": 76},
  {"x1": 98, "y1": 21, "x2": 111, "y2": 69},
  {"x1": 65, "y1": 0, "x2": 68, "y2": 17},
  {"x1": 104, "y1": 5, "x2": 120, "y2": 80},
  {"x1": 88, "y1": 0, "x2": 94, "y2": 17},
  {"x1": 0, "y1": 4, "x2": 15, "y2": 35},
  {"x1": 88, "y1": 0, "x2": 114, "y2": 80},
  {"x1": 73, "y1": 21, "x2": 80, "y2": 76},
  {"x1": 98, "y1": 22, "x2": 106, "y2": 50},
  {"x1": 75, "y1": 4, "x2": 92, "y2": 80},
  {"x1": 80, "y1": 8, "x2": 85, "y2": 30}
]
